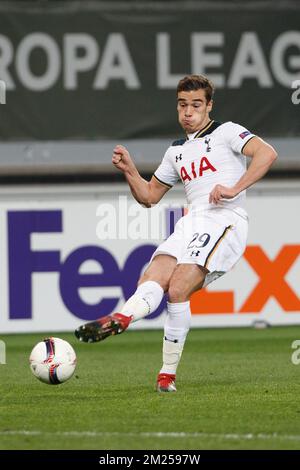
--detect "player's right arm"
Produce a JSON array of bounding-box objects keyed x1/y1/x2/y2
[{"x1": 112, "y1": 144, "x2": 170, "y2": 207}]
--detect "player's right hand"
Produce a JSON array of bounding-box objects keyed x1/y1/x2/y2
[{"x1": 112, "y1": 145, "x2": 134, "y2": 173}]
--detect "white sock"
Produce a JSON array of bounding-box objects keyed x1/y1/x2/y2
[
  {"x1": 160, "y1": 301, "x2": 191, "y2": 375},
  {"x1": 121, "y1": 281, "x2": 164, "y2": 322}
]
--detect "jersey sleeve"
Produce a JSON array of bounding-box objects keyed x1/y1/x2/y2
[
  {"x1": 153, "y1": 147, "x2": 179, "y2": 188},
  {"x1": 221, "y1": 121, "x2": 256, "y2": 154}
]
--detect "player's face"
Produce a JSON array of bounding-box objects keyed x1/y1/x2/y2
[{"x1": 177, "y1": 89, "x2": 213, "y2": 134}]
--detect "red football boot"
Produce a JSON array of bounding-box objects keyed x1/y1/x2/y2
[
  {"x1": 156, "y1": 373, "x2": 177, "y2": 392},
  {"x1": 75, "y1": 313, "x2": 133, "y2": 343}
]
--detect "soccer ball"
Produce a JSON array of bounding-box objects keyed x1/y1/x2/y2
[{"x1": 29, "y1": 337, "x2": 77, "y2": 385}]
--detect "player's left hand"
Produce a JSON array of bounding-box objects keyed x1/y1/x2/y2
[{"x1": 209, "y1": 185, "x2": 238, "y2": 204}]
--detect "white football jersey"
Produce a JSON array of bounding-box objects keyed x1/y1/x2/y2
[{"x1": 154, "y1": 120, "x2": 255, "y2": 212}]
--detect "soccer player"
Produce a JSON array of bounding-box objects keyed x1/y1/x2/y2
[{"x1": 75, "y1": 74, "x2": 277, "y2": 392}]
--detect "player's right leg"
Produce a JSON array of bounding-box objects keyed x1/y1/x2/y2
[
  {"x1": 157, "y1": 263, "x2": 208, "y2": 392},
  {"x1": 74, "y1": 254, "x2": 177, "y2": 343}
]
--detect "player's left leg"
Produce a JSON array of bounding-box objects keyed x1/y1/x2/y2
[{"x1": 157, "y1": 263, "x2": 208, "y2": 392}]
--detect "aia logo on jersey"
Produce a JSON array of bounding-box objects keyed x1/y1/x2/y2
[{"x1": 180, "y1": 156, "x2": 217, "y2": 182}]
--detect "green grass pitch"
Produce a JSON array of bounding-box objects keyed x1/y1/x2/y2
[{"x1": 1, "y1": 326, "x2": 300, "y2": 450}]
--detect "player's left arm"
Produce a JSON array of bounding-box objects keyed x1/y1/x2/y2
[{"x1": 209, "y1": 136, "x2": 277, "y2": 204}]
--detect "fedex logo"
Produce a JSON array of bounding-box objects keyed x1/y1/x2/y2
[
  {"x1": 7, "y1": 210, "x2": 300, "y2": 322},
  {"x1": 8, "y1": 210, "x2": 165, "y2": 321}
]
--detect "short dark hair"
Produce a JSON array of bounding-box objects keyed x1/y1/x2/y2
[{"x1": 177, "y1": 75, "x2": 214, "y2": 103}]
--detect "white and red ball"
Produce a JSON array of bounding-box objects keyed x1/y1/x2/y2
[{"x1": 29, "y1": 337, "x2": 77, "y2": 385}]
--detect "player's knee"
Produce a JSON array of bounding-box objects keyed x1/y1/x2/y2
[{"x1": 168, "y1": 283, "x2": 189, "y2": 303}]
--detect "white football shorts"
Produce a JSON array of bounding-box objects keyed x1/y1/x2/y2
[{"x1": 150, "y1": 206, "x2": 249, "y2": 287}]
